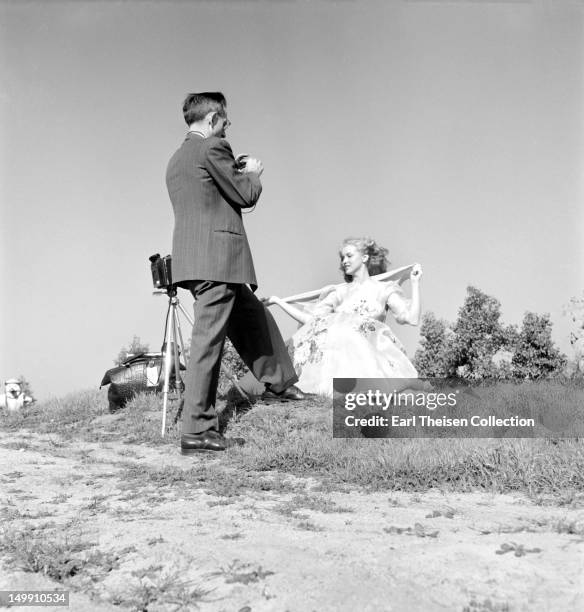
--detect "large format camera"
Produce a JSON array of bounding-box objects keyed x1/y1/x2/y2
[{"x1": 149, "y1": 253, "x2": 173, "y2": 290}]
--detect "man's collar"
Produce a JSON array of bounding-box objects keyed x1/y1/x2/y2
[{"x1": 187, "y1": 130, "x2": 205, "y2": 139}]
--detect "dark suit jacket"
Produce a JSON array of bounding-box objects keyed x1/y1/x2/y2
[{"x1": 166, "y1": 133, "x2": 262, "y2": 289}]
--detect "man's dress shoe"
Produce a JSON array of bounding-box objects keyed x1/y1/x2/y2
[
  {"x1": 181, "y1": 432, "x2": 245, "y2": 455},
  {"x1": 261, "y1": 384, "x2": 306, "y2": 403}
]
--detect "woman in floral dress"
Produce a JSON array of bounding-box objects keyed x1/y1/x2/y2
[{"x1": 263, "y1": 238, "x2": 423, "y2": 397}]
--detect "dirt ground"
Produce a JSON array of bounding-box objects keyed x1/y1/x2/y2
[{"x1": 1, "y1": 426, "x2": 583, "y2": 612}]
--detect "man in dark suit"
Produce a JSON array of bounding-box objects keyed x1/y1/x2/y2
[{"x1": 166, "y1": 92, "x2": 304, "y2": 454}]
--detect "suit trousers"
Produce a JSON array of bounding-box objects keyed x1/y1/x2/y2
[{"x1": 181, "y1": 280, "x2": 298, "y2": 434}]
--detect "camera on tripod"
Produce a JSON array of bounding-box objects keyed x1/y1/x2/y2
[
  {"x1": 149, "y1": 253, "x2": 173, "y2": 290},
  {"x1": 143, "y1": 251, "x2": 249, "y2": 435}
]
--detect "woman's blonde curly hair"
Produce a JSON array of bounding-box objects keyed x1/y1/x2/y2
[{"x1": 339, "y1": 237, "x2": 390, "y2": 282}]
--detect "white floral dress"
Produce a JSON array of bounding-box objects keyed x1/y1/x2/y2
[{"x1": 289, "y1": 279, "x2": 417, "y2": 396}]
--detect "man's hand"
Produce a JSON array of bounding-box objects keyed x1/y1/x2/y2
[
  {"x1": 242, "y1": 157, "x2": 264, "y2": 176},
  {"x1": 234, "y1": 154, "x2": 249, "y2": 170}
]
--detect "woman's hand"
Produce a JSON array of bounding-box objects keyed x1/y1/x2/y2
[
  {"x1": 262, "y1": 295, "x2": 311, "y2": 325},
  {"x1": 410, "y1": 263, "x2": 423, "y2": 283},
  {"x1": 261, "y1": 296, "x2": 280, "y2": 307}
]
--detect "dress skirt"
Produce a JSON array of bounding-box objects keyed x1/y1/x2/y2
[{"x1": 289, "y1": 312, "x2": 418, "y2": 397}]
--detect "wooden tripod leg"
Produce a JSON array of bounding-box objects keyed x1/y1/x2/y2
[{"x1": 160, "y1": 301, "x2": 175, "y2": 437}]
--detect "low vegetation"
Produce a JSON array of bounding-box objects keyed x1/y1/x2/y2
[{"x1": 3, "y1": 381, "x2": 584, "y2": 498}]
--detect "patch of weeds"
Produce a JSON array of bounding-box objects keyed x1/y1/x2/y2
[
  {"x1": 92, "y1": 471, "x2": 119, "y2": 481},
  {"x1": 497, "y1": 523, "x2": 537, "y2": 534},
  {"x1": 118, "y1": 462, "x2": 303, "y2": 502},
  {"x1": 116, "y1": 448, "x2": 141, "y2": 458},
  {"x1": 203, "y1": 469, "x2": 271, "y2": 499},
  {"x1": 0, "y1": 506, "x2": 26, "y2": 521},
  {"x1": 463, "y1": 598, "x2": 510, "y2": 612},
  {"x1": 277, "y1": 493, "x2": 354, "y2": 515},
  {"x1": 532, "y1": 490, "x2": 584, "y2": 508},
  {"x1": 124, "y1": 566, "x2": 212, "y2": 610},
  {"x1": 296, "y1": 520, "x2": 325, "y2": 532},
  {"x1": 241, "y1": 510, "x2": 262, "y2": 520},
  {"x1": 144, "y1": 492, "x2": 170, "y2": 505},
  {"x1": 44, "y1": 451, "x2": 70, "y2": 459},
  {"x1": 207, "y1": 498, "x2": 237, "y2": 507},
  {"x1": 383, "y1": 523, "x2": 439, "y2": 538},
  {"x1": 1, "y1": 527, "x2": 94, "y2": 580},
  {"x1": 84, "y1": 548, "x2": 127, "y2": 578},
  {"x1": 119, "y1": 464, "x2": 192, "y2": 488},
  {"x1": 553, "y1": 519, "x2": 584, "y2": 535},
  {"x1": 27, "y1": 509, "x2": 55, "y2": 519},
  {"x1": 273, "y1": 502, "x2": 306, "y2": 519},
  {"x1": 308, "y1": 480, "x2": 352, "y2": 494},
  {"x1": 2, "y1": 524, "x2": 139, "y2": 592},
  {"x1": 111, "y1": 459, "x2": 140, "y2": 470},
  {"x1": 0, "y1": 506, "x2": 54, "y2": 521},
  {"x1": 495, "y1": 542, "x2": 542, "y2": 557},
  {"x1": 4, "y1": 471, "x2": 24, "y2": 480},
  {"x1": 0, "y1": 441, "x2": 31, "y2": 450},
  {"x1": 220, "y1": 532, "x2": 244, "y2": 540},
  {"x1": 77, "y1": 454, "x2": 108, "y2": 466},
  {"x1": 108, "y1": 507, "x2": 145, "y2": 521},
  {"x1": 116, "y1": 488, "x2": 146, "y2": 502},
  {"x1": 37, "y1": 520, "x2": 58, "y2": 530},
  {"x1": 146, "y1": 536, "x2": 165, "y2": 546},
  {"x1": 47, "y1": 437, "x2": 67, "y2": 448},
  {"x1": 211, "y1": 559, "x2": 274, "y2": 585},
  {"x1": 83, "y1": 495, "x2": 109, "y2": 514},
  {"x1": 50, "y1": 493, "x2": 71, "y2": 504},
  {"x1": 425, "y1": 508, "x2": 455, "y2": 519}
]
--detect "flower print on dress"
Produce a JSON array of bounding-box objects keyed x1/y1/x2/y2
[
  {"x1": 293, "y1": 316, "x2": 328, "y2": 370},
  {"x1": 355, "y1": 317, "x2": 377, "y2": 336}
]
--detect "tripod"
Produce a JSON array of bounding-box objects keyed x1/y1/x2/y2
[{"x1": 157, "y1": 285, "x2": 250, "y2": 436}]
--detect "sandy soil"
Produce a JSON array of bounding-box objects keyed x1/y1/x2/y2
[{"x1": 1, "y1": 427, "x2": 583, "y2": 612}]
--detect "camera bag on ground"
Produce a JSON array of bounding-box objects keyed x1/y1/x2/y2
[{"x1": 100, "y1": 351, "x2": 185, "y2": 413}]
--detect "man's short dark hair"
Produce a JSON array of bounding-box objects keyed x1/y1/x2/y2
[{"x1": 182, "y1": 92, "x2": 226, "y2": 126}]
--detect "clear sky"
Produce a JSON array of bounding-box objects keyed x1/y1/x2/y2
[{"x1": 1, "y1": 0, "x2": 582, "y2": 400}]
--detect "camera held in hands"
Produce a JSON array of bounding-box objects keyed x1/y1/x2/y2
[
  {"x1": 149, "y1": 253, "x2": 173, "y2": 290},
  {"x1": 234, "y1": 157, "x2": 247, "y2": 173}
]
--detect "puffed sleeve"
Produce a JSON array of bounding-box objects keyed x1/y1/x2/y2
[
  {"x1": 311, "y1": 286, "x2": 341, "y2": 317},
  {"x1": 385, "y1": 282, "x2": 410, "y2": 324}
]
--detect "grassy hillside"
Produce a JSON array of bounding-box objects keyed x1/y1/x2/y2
[{"x1": 2, "y1": 382, "x2": 583, "y2": 501}]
